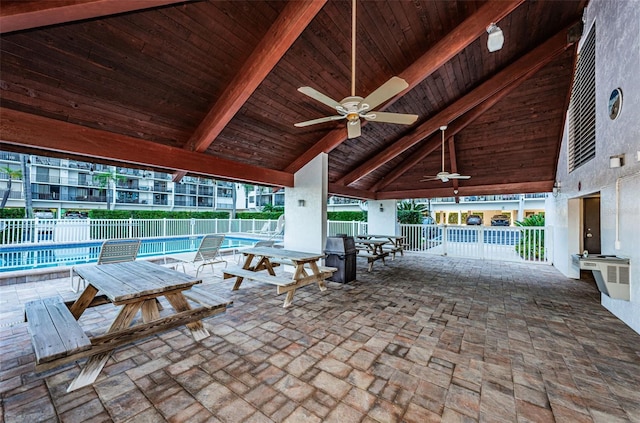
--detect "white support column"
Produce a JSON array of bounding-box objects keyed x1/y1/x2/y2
[
  {"x1": 367, "y1": 199, "x2": 397, "y2": 235},
  {"x1": 517, "y1": 194, "x2": 525, "y2": 222},
  {"x1": 284, "y1": 153, "x2": 328, "y2": 254}
]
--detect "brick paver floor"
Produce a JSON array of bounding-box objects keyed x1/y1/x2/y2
[{"x1": 1, "y1": 254, "x2": 639, "y2": 422}]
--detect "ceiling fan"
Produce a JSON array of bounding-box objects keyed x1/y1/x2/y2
[
  {"x1": 294, "y1": 0, "x2": 418, "y2": 139},
  {"x1": 420, "y1": 125, "x2": 471, "y2": 183}
]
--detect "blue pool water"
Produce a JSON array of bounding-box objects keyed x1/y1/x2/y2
[{"x1": 0, "y1": 235, "x2": 260, "y2": 272}]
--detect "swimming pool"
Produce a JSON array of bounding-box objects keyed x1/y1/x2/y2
[{"x1": 0, "y1": 235, "x2": 260, "y2": 272}]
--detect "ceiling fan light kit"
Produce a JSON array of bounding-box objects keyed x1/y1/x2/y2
[{"x1": 294, "y1": 0, "x2": 418, "y2": 138}]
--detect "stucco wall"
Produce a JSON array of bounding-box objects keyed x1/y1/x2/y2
[
  {"x1": 550, "y1": 0, "x2": 640, "y2": 333},
  {"x1": 284, "y1": 153, "x2": 328, "y2": 254},
  {"x1": 368, "y1": 200, "x2": 398, "y2": 235}
]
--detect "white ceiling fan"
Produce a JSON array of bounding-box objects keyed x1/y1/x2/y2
[
  {"x1": 294, "y1": 0, "x2": 418, "y2": 139},
  {"x1": 420, "y1": 125, "x2": 471, "y2": 183}
]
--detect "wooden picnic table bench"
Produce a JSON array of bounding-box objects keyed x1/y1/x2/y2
[
  {"x1": 357, "y1": 234, "x2": 407, "y2": 259},
  {"x1": 355, "y1": 239, "x2": 390, "y2": 271},
  {"x1": 224, "y1": 246, "x2": 336, "y2": 307},
  {"x1": 24, "y1": 261, "x2": 232, "y2": 392}
]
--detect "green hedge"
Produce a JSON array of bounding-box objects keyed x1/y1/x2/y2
[
  {"x1": 0, "y1": 208, "x2": 26, "y2": 218},
  {"x1": 328, "y1": 211, "x2": 366, "y2": 221},
  {"x1": 1, "y1": 208, "x2": 369, "y2": 221},
  {"x1": 88, "y1": 210, "x2": 230, "y2": 219},
  {"x1": 236, "y1": 212, "x2": 284, "y2": 220}
]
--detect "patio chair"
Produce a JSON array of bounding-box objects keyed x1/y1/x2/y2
[
  {"x1": 271, "y1": 214, "x2": 285, "y2": 237},
  {"x1": 248, "y1": 221, "x2": 272, "y2": 234},
  {"x1": 168, "y1": 234, "x2": 227, "y2": 277},
  {"x1": 70, "y1": 238, "x2": 141, "y2": 292},
  {"x1": 248, "y1": 215, "x2": 285, "y2": 237}
]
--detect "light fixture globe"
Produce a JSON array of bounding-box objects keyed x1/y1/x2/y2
[{"x1": 487, "y1": 23, "x2": 504, "y2": 52}]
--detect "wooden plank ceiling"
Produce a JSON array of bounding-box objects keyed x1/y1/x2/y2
[{"x1": 0, "y1": 0, "x2": 587, "y2": 200}]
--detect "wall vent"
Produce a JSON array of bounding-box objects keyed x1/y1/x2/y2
[{"x1": 568, "y1": 23, "x2": 596, "y2": 172}]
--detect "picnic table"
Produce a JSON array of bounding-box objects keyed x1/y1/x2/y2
[
  {"x1": 24, "y1": 261, "x2": 231, "y2": 392},
  {"x1": 223, "y1": 246, "x2": 336, "y2": 307},
  {"x1": 357, "y1": 234, "x2": 407, "y2": 259},
  {"x1": 354, "y1": 238, "x2": 390, "y2": 271}
]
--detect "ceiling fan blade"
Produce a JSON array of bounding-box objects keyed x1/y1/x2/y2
[
  {"x1": 298, "y1": 87, "x2": 342, "y2": 110},
  {"x1": 294, "y1": 115, "x2": 345, "y2": 128},
  {"x1": 359, "y1": 76, "x2": 409, "y2": 110},
  {"x1": 419, "y1": 177, "x2": 440, "y2": 182},
  {"x1": 448, "y1": 174, "x2": 471, "y2": 179},
  {"x1": 363, "y1": 111, "x2": 418, "y2": 125},
  {"x1": 347, "y1": 119, "x2": 361, "y2": 139}
]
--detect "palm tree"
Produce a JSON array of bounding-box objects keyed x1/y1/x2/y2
[
  {"x1": 92, "y1": 168, "x2": 125, "y2": 210},
  {"x1": 0, "y1": 165, "x2": 22, "y2": 209},
  {"x1": 230, "y1": 183, "x2": 238, "y2": 219},
  {"x1": 20, "y1": 155, "x2": 33, "y2": 218}
]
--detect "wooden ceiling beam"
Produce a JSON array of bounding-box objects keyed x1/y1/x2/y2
[
  {"x1": 172, "y1": 0, "x2": 326, "y2": 182},
  {"x1": 328, "y1": 184, "x2": 372, "y2": 200},
  {"x1": 336, "y1": 23, "x2": 578, "y2": 187},
  {"x1": 0, "y1": 0, "x2": 189, "y2": 34},
  {"x1": 368, "y1": 70, "x2": 534, "y2": 192},
  {"x1": 284, "y1": 0, "x2": 525, "y2": 174},
  {"x1": 0, "y1": 108, "x2": 293, "y2": 187},
  {"x1": 185, "y1": 0, "x2": 326, "y2": 153},
  {"x1": 376, "y1": 180, "x2": 554, "y2": 200}
]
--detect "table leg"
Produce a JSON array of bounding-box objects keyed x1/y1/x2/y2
[
  {"x1": 69, "y1": 284, "x2": 99, "y2": 320},
  {"x1": 232, "y1": 254, "x2": 255, "y2": 290},
  {"x1": 307, "y1": 261, "x2": 327, "y2": 291},
  {"x1": 165, "y1": 292, "x2": 209, "y2": 341},
  {"x1": 141, "y1": 299, "x2": 160, "y2": 323},
  {"x1": 66, "y1": 302, "x2": 141, "y2": 392}
]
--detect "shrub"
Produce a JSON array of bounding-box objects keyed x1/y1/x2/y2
[
  {"x1": 328, "y1": 211, "x2": 366, "y2": 221},
  {"x1": 397, "y1": 210, "x2": 422, "y2": 224},
  {"x1": 88, "y1": 210, "x2": 230, "y2": 219},
  {"x1": 236, "y1": 212, "x2": 283, "y2": 220},
  {"x1": 0, "y1": 208, "x2": 26, "y2": 218},
  {"x1": 515, "y1": 214, "x2": 546, "y2": 260}
]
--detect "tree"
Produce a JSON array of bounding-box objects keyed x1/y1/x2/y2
[
  {"x1": 397, "y1": 199, "x2": 428, "y2": 213},
  {"x1": 92, "y1": 168, "x2": 126, "y2": 210},
  {"x1": 20, "y1": 155, "x2": 33, "y2": 218},
  {"x1": 0, "y1": 165, "x2": 22, "y2": 209},
  {"x1": 397, "y1": 200, "x2": 428, "y2": 224},
  {"x1": 230, "y1": 183, "x2": 237, "y2": 219}
]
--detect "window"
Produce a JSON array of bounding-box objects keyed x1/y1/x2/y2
[{"x1": 568, "y1": 23, "x2": 596, "y2": 172}]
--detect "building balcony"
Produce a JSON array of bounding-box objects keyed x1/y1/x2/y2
[{"x1": 0, "y1": 152, "x2": 21, "y2": 161}]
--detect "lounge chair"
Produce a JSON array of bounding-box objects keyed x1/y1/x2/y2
[
  {"x1": 248, "y1": 215, "x2": 285, "y2": 237},
  {"x1": 167, "y1": 234, "x2": 227, "y2": 277},
  {"x1": 70, "y1": 238, "x2": 141, "y2": 292},
  {"x1": 269, "y1": 215, "x2": 285, "y2": 237}
]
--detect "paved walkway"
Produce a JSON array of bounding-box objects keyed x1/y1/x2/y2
[{"x1": 1, "y1": 254, "x2": 639, "y2": 422}]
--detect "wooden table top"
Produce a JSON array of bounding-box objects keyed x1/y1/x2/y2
[
  {"x1": 355, "y1": 239, "x2": 389, "y2": 246},
  {"x1": 241, "y1": 246, "x2": 325, "y2": 262},
  {"x1": 357, "y1": 234, "x2": 405, "y2": 240},
  {"x1": 73, "y1": 261, "x2": 201, "y2": 304}
]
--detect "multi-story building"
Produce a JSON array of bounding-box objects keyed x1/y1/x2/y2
[
  {"x1": 2, "y1": 151, "x2": 547, "y2": 220},
  {"x1": 0, "y1": 152, "x2": 246, "y2": 216}
]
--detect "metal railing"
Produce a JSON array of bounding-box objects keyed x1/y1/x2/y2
[
  {"x1": 0, "y1": 218, "x2": 289, "y2": 245},
  {"x1": 0, "y1": 219, "x2": 550, "y2": 269},
  {"x1": 398, "y1": 224, "x2": 550, "y2": 263}
]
